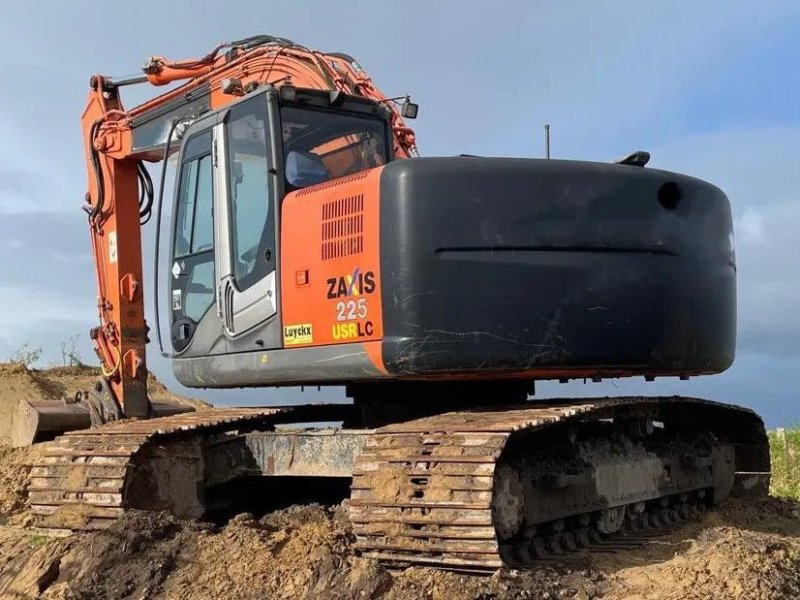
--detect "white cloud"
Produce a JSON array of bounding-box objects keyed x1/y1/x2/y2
[
  {"x1": 735, "y1": 208, "x2": 765, "y2": 245},
  {"x1": 0, "y1": 284, "x2": 94, "y2": 346},
  {"x1": 417, "y1": 2, "x2": 800, "y2": 157}
]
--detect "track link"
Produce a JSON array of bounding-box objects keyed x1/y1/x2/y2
[
  {"x1": 350, "y1": 396, "x2": 769, "y2": 571},
  {"x1": 29, "y1": 408, "x2": 289, "y2": 530},
  {"x1": 27, "y1": 396, "x2": 768, "y2": 573}
]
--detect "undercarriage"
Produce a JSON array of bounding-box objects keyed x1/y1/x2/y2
[{"x1": 28, "y1": 396, "x2": 769, "y2": 571}]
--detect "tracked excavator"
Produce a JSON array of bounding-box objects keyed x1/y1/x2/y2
[{"x1": 14, "y1": 35, "x2": 770, "y2": 570}]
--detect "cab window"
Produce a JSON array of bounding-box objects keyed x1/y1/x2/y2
[
  {"x1": 227, "y1": 96, "x2": 274, "y2": 291},
  {"x1": 280, "y1": 106, "x2": 389, "y2": 189}
]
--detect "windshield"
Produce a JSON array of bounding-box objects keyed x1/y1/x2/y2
[{"x1": 280, "y1": 106, "x2": 390, "y2": 189}]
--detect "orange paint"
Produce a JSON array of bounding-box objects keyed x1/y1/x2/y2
[
  {"x1": 280, "y1": 167, "x2": 384, "y2": 348},
  {"x1": 81, "y1": 77, "x2": 149, "y2": 417}
]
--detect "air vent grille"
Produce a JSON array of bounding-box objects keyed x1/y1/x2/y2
[{"x1": 322, "y1": 194, "x2": 364, "y2": 260}]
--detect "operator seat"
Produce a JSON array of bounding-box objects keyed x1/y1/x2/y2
[{"x1": 285, "y1": 150, "x2": 330, "y2": 188}]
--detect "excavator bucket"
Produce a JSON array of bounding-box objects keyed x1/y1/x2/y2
[{"x1": 11, "y1": 398, "x2": 194, "y2": 447}]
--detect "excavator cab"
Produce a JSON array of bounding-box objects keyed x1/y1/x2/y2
[{"x1": 166, "y1": 87, "x2": 393, "y2": 362}]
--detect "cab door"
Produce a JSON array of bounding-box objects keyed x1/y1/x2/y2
[
  {"x1": 170, "y1": 129, "x2": 217, "y2": 353},
  {"x1": 215, "y1": 94, "x2": 279, "y2": 338}
]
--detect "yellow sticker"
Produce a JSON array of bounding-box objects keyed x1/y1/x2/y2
[
  {"x1": 260, "y1": 354, "x2": 269, "y2": 364},
  {"x1": 283, "y1": 323, "x2": 313, "y2": 346}
]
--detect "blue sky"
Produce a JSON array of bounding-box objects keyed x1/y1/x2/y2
[{"x1": 0, "y1": 1, "x2": 798, "y2": 426}]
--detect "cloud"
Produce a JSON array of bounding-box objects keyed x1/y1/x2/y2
[
  {"x1": 0, "y1": 0, "x2": 796, "y2": 423},
  {"x1": 409, "y1": 2, "x2": 800, "y2": 158},
  {"x1": 0, "y1": 285, "x2": 93, "y2": 338},
  {"x1": 0, "y1": 283, "x2": 95, "y2": 367},
  {"x1": 0, "y1": 122, "x2": 82, "y2": 215},
  {"x1": 735, "y1": 208, "x2": 765, "y2": 245},
  {"x1": 50, "y1": 251, "x2": 92, "y2": 264}
]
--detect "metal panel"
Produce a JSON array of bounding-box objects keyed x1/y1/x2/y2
[
  {"x1": 172, "y1": 341, "x2": 386, "y2": 387},
  {"x1": 205, "y1": 429, "x2": 371, "y2": 483}
]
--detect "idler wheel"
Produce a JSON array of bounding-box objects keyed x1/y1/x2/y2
[{"x1": 492, "y1": 465, "x2": 524, "y2": 540}]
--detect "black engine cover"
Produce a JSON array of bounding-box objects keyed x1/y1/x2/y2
[{"x1": 378, "y1": 157, "x2": 736, "y2": 379}]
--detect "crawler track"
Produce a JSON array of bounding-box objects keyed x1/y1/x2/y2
[
  {"x1": 350, "y1": 396, "x2": 769, "y2": 570},
  {"x1": 29, "y1": 408, "x2": 289, "y2": 529},
  {"x1": 27, "y1": 396, "x2": 768, "y2": 572}
]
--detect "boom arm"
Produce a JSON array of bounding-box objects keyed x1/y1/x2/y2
[{"x1": 80, "y1": 36, "x2": 417, "y2": 418}]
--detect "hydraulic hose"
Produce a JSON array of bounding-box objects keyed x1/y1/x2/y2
[
  {"x1": 137, "y1": 162, "x2": 155, "y2": 224},
  {"x1": 87, "y1": 120, "x2": 105, "y2": 222}
]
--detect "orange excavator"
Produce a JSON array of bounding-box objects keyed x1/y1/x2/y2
[{"x1": 15, "y1": 35, "x2": 769, "y2": 570}]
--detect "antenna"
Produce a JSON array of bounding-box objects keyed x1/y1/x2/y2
[{"x1": 544, "y1": 124, "x2": 551, "y2": 159}]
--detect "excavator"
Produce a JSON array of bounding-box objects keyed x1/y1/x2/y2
[{"x1": 13, "y1": 35, "x2": 769, "y2": 570}]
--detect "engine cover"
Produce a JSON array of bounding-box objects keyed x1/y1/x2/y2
[{"x1": 377, "y1": 157, "x2": 736, "y2": 379}]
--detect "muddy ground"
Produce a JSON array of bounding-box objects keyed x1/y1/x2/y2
[{"x1": 1, "y1": 365, "x2": 799, "y2": 600}]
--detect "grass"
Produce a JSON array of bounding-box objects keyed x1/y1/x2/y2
[
  {"x1": 769, "y1": 426, "x2": 800, "y2": 500},
  {"x1": 27, "y1": 534, "x2": 49, "y2": 549}
]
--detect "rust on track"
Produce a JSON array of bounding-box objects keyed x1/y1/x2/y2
[
  {"x1": 350, "y1": 396, "x2": 768, "y2": 570},
  {"x1": 29, "y1": 408, "x2": 288, "y2": 530}
]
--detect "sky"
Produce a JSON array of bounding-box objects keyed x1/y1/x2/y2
[{"x1": 0, "y1": 1, "x2": 798, "y2": 426}]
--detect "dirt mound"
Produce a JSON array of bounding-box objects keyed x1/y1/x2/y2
[
  {"x1": 0, "y1": 493, "x2": 796, "y2": 600},
  {"x1": 605, "y1": 526, "x2": 800, "y2": 600},
  {"x1": 0, "y1": 444, "x2": 42, "y2": 523},
  {"x1": 26, "y1": 505, "x2": 607, "y2": 600},
  {"x1": 0, "y1": 363, "x2": 208, "y2": 445}
]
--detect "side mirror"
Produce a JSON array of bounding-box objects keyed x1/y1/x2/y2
[{"x1": 401, "y1": 99, "x2": 419, "y2": 119}]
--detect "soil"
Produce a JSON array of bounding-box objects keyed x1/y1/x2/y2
[
  {"x1": 0, "y1": 362, "x2": 209, "y2": 445},
  {"x1": 0, "y1": 497, "x2": 796, "y2": 600},
  {"x1": 1, "y1": 366, "x2": 800, "y2": 599}
]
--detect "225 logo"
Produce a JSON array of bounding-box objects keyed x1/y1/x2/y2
[{"x1": 336, "y1": 298, "x2": 368, "y2": 321}]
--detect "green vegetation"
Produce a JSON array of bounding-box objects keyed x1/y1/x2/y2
[
  {"x1": 8, "y1": 343, "x2": 42, "y2": 368},
  {"x1": 5, "y1": 336, "x2": 86, "y2": 369},
  {"x1": 769, "y1": 426, "x2": 800, "y2": 500},
  {"x1": 60, "y1": 335, "x2": 85, "y2": 367},
  {"x1": 26, "y1": 534, "x2": 49, "y2": 549}
]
